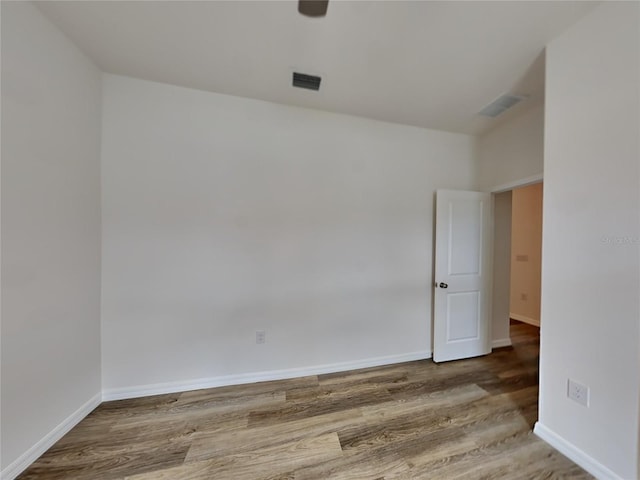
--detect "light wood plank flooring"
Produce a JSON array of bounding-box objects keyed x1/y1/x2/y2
[{"x1": 18, "y1": 321, "x2": 592, "y2": 479}]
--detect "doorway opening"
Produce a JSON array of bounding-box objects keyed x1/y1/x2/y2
[
  {"x1": 509, "y1": 183, "x2": 543, "y2": 328},
  {"x1": 491, "y1": 179, "x2": 543, "y2": 426},
  {"x1": 491, "y1": 180, "x2": 543, "y2": 348}
]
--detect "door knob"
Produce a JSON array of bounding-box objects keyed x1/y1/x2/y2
[{"x1": 439, "y1": 282, "x2": 448, "y2": 288}]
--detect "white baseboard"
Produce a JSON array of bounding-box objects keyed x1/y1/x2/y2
[
  {"x1": 510, "y1": 313, "x2": 540, "y2": 327},
  {"x1": 102, "y1": 350, "x2": 432, "y2": 401},
  {"x1": 1, "y1": 392, "x2": 102, "y2": 480},
  {"x1": 534, "y1": 422, "x2": 623, "y2": 480},
  {"x1": 492, "y1": 337, "x2": 512, "y2": 348}
]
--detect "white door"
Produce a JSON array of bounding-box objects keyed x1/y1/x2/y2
[{"x1": 433, "y1": 189, "x2": 492, "y2": 363}]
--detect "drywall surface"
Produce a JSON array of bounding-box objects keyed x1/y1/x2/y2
[
  {"x1": 538, "y1": 2, "x2": 640, "y2": 478},
  {"x1": 477, "y1": 104, "x2": 544, "y2": 191},
  {"x1": 510, "y1": 183, "x2": 542, "y2": 326},
  {"x1": 100, "y1": 74, "x2": 475, "y2": 393},
  {"x1": 1, "y1": 2, "x2": 102, "y2": 474}
]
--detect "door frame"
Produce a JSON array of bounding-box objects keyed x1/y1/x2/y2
[{"x1": 489, "y1": 173, "x2": 543, "y2": 350}]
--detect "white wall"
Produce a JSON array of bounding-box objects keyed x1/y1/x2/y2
[
  {"x1": 1, "y1": 2, "x2": 103, "y2": 477},
  {"x1": 536, "y1": 3, "x2": 640, "y2": 479},
  {"x1": 477, "y1": 98, "x2": 545, "y2": 346},
  {"x1": 100, "y1": 74, "x2": 475, "y2": 396},
  {"x1": 477, "y1": 104, "x2": 544, "y2": 191}
]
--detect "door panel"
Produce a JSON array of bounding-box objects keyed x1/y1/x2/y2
[
  {"x1": 434, "y1": 190, "x2": 491, "y2": 363},
  {"x1": 447, "y1": 291, "x2": 480, "y2": 341},
  {"x1": 448, "y1": 199, "x2": 482, "y2": 275}
]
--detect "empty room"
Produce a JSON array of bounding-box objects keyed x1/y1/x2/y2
[{"x1": 1, "y1": 1, "x2": 639, "y2": 479}]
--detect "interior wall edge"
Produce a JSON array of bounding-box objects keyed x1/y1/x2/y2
[{"x1": 0, "y1": 393, "x2": 102, "y2": 480}]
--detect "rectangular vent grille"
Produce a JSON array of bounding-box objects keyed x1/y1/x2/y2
[
  {"x1": 478, "y1": 94, "x2": 525, "y2": 118},
  {"x1": 293, "y1": 72, "x2": 321, "y2": 91}
]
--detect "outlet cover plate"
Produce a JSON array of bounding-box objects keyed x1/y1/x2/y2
[{"x1": 568, "y1": 379, "x2": 589, "y2": 407}]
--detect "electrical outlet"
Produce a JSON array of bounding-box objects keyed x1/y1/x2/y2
[
  {"x1": 256, "y1": 330, "x2": 266, "y2": 344},
  {"x1": 567, "y1": 379, "x2": 589, "y2": 406}
]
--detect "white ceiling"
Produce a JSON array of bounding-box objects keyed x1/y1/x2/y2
[{"x1": 35, "y1": 1, "x2": 598, "y2": 135}]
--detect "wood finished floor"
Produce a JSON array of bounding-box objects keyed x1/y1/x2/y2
[{"x1": 18, "y1": 322, "x2": 592, "y2": 479}]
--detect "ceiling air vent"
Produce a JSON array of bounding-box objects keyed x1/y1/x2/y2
[
  {"x1": 293, "y1": 72, "x2": 321, "y2": 91},
  {"x1": 478, "y1": 94, "x2": 526, "y2": 118},
  {"x1": 298, "y1": 0, "x2": 329, "y2": 17}
]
